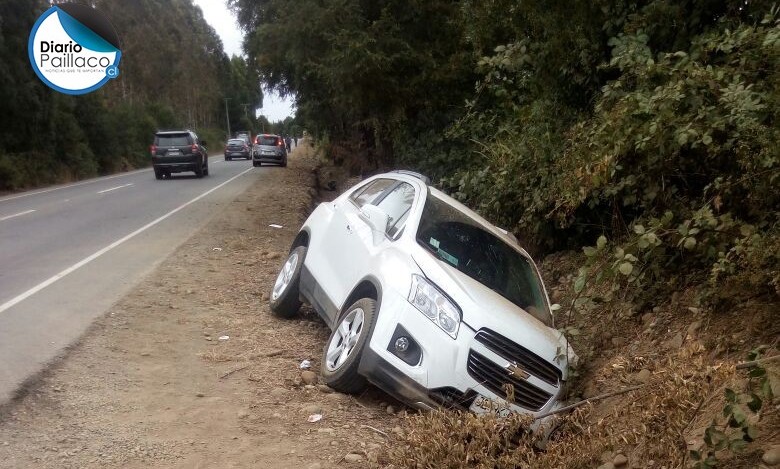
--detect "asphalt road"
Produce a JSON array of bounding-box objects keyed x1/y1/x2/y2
[{"x1": 0, "y1": 156, "x2": 263, "y2": 404}]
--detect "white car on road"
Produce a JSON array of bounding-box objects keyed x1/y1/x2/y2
[{"x1": 270, "y1": 171, "x2": 575, "y2": 417}]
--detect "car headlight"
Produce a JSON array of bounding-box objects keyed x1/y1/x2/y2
[{"x1": 408, "y1": 274, "x2": 461, "y2": 339}]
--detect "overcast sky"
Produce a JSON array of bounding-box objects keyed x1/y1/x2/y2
[{"x1": 191, "y1": 0, "x2": 295, "y2": 122}]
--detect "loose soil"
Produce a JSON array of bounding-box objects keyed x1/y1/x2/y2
[{"x1": 0, "y1": 145, "x2": 398, "y2": 468}]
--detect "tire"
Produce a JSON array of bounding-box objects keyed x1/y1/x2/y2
[
  {"x1": 281, "y1": 157, "x2": 287, "y2": 167},
  {"x1": 204, "y1": 161, "x2": 209, "y2": 176},
  {"x1": 253, "y1": 161, "x2": 260, "y2": 167},
  {"x1": 225, "y1": 156, "x2": 230, "y2": 161},
  {"x1": 195, "y1": 159, "x2": 204, "y2": 178},
  {"x1": 321, "y1": 297, "x2": 378, "y2": 394},
  {"x1": 154, "y1": 168, "x2": 163, "y2": 180},
  {"x1": 269, "y1": 246, "x2": 306, "y2": 318}
]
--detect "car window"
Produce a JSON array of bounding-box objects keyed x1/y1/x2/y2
[
  {"x1": 350, "y1": 179, "x2": 395, "y2": 208},
  {"x1": 258, "y1": 136, "x2": 278, "y2": 145},
  {"x1": 156, "y1": 134, "x2": 190, "y2": 146},
  {"x1": 375, "y1": 182, "x2": 415, "y2": 237},
  {"x1": 415, "y1": 194, "x2": 551, "y2": 326},
  {"x1": 228, "y1": 139, "x2": 244, "y2": 145}
]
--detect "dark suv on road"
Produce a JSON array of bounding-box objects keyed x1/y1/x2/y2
[
  {"x1": 151, "y1": 130, "x2": 209, "y2": 179},
  {"x1": 224, "y1": 138, "x2": 251, "y2": 160}
]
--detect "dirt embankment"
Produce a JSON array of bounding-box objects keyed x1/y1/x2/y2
[{"x1": 0, "y1": 145, "x2": 401, "y2": 469}]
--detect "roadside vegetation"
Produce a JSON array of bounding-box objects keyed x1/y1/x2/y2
[{"x1": 232, "y1": 0, "x2": 778, "y2": 466}]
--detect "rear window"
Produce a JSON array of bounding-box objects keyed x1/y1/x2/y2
[
  {"x1": 156, "y1": 134, "x2": 190, "y2": 146},
  {"x1": 257, "y1": 136, "x2": 279, "y2": 146},
  {"x1": 228, "y1": 139, "x2": 245, "y2": 145}
]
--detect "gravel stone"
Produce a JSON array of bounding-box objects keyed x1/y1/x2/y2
[
  {"x1": 301, "y1": 371, "x2": 318, "y2": 385},
  {"x1": 666, "y1": 332, "x2": 684, "y2": 350},
  {"x1": 763, "y1": 446, "x2": 780, "y2": 466},
  {"x1": 635, "y1": 369, "x2": 651, "y2": 384},
  {"x1": 344, "y1": 453, "x2": 364, "y2": 463},
  {"x1": 613, "y1": 453, "x2": 628, "y2": 467},
  {"x1": 317, "y1": 384, "x2": 334, "y2": 393}
]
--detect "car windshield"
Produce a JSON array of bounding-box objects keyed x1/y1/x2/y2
[
  {"x1": 258, "y1": 136, "x2": 278, "y2": 145},
  {"x1": 415, "y1": 194, "x2": 552, "y2": 326},
  {"x1": 156, "y1": 134, "x2": 189, "y2": 146}
]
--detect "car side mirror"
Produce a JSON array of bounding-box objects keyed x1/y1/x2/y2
[{"x1": 360, "y1": 204, "x2": 390, "y2": 240}]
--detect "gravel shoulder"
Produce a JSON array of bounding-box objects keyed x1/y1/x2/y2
[{"x1": 0, "y1": 145, "x2": 399, "y2": 468}]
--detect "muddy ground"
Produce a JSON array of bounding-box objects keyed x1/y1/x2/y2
[{"x1": 0, "y1": 145, "x2": 399, "y2": 468}]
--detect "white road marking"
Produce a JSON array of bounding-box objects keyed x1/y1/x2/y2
[
  {"x1": 0, "y1": 167, "x2": 254, "y2": 315},
  {"x1": 0, "y1": 171, "x2": 148, "y2": 203},
  {"x1": 97, "y1": 183, "x2": 134, "y2": 194},
  {"x1": 0, "y1": 210, "x2": 36, "y2": 222}
]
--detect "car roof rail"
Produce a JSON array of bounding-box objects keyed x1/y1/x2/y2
[{"x1": 391, "y1": 170, "x2": 431, "y2": 185}]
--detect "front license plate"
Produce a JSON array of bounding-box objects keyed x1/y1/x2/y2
[{"x1": 469, "y1": 395, "x2": 513, "y2": 418}]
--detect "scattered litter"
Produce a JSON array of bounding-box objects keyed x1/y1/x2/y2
[
  {"x1": 218, "y1": 335, "x2": 230, "y2": 341},
  {"x1": 307, "y1": 414, "x2": 323, "y2": 423},
  {"x1": 212, "y1": 247, "x2": 223, "y2": 251},
  {"x1": 299, "y1": 359, "x2": 312, "y2": 369},
  {"x1": 269, "y1": 224, "x2": 283, "y2": 229}
]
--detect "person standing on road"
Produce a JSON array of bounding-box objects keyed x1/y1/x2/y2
[
  {"x1": 293, "y1": 136, "x2": 298, "y2": 148},
  {"x1": 285, "y1": 136, "x2": 292, "y2": 152}
]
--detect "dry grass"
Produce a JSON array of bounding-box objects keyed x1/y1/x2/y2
[{"x1": 385, "y1": 341, "x2": 752, "y2": 468}]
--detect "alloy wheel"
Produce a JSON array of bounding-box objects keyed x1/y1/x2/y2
[
  {"x1": 325, "y1": 308, "x2": 365, "y2": 371},
  {"x1": 271, "y1": 251, "x2": 299, "y2": 301}
]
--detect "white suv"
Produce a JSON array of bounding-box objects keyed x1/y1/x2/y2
[{"x1": 270, "y1": 171, "x2": 575, "y2": 417}]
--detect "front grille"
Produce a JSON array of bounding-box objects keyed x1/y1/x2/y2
[
  {"x1": 467, "y1": 350, "x2": 552, "y2": 411},
  {"x1": 474, "y1": 329, "x2": 561, "y2": 387}
]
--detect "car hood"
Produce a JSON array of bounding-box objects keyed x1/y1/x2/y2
[{"x1": 411, "y1": 248, "x2": 571, "y2": 374}]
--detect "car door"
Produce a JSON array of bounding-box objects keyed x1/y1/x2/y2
[{"x1": 307, "y1": 179, "x2": 397, "y2": 322}]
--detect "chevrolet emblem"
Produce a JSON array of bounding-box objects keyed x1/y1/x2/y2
[{"x1": 506, "y1": 362, "x2": 530, "y2": 380}]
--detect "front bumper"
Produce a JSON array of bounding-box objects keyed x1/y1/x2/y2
[{"x1": 361, "y1": 287, "x2": 565, "y2": 417}]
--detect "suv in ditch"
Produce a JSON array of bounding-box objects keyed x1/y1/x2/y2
[
  {"x1": 269, "y1": 171, "x2": 576, "y2": 419},
  {"x1": 150, "y1": 130, "x2": 209, "y2": 179}
]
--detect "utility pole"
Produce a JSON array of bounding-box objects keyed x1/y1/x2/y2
[{"x1": 224, "y1": 98, "x2": 231, "y2": 139}]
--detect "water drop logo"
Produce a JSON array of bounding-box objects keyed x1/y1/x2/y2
[{"x1": 28, "y1": 3, "x2": 121, "y2": 95}]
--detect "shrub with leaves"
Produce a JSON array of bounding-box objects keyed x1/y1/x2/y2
[{"x1": 567, "y1": 7, "x2": 779, "y2": 307}]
